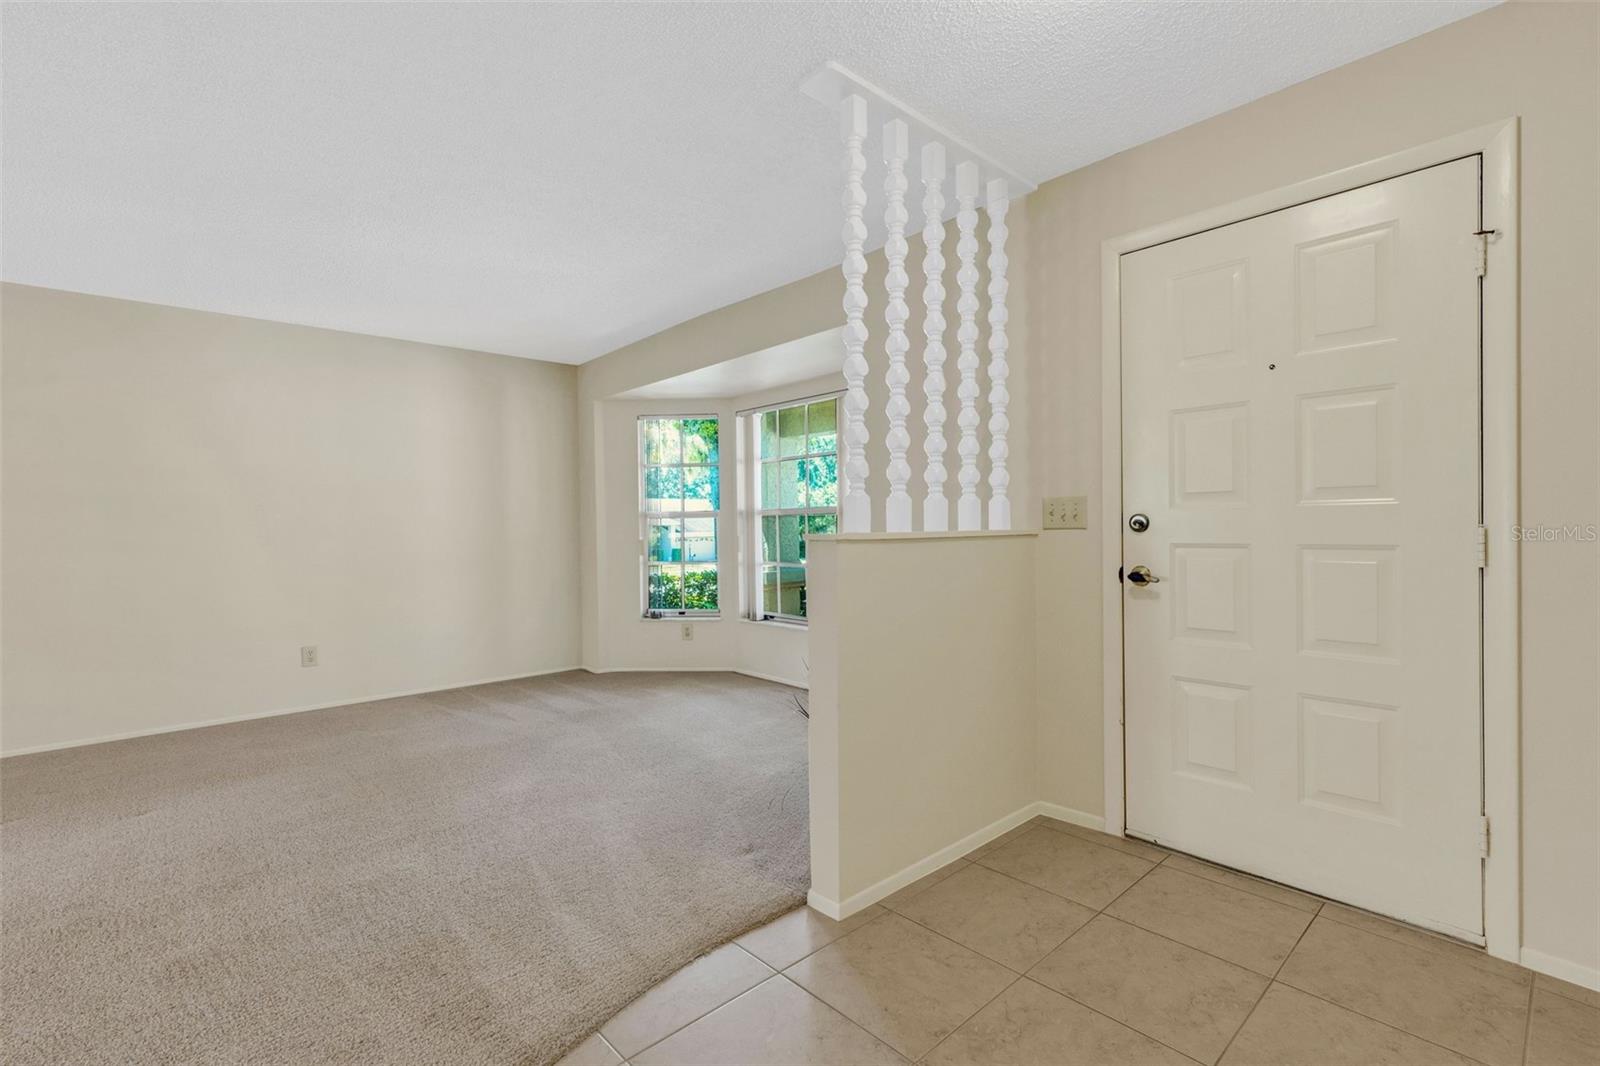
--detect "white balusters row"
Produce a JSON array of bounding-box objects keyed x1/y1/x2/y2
[
  {"x1": 839, "y1": 96, "x2": 872, "y2": 534},
  {"x1": 919, "y1": 142, "x2": 948, "y2": 532},
  {"x1": 986, "y1": 178, "x2": 1011, "y2": 531},
  {"x1": 881, "y1": 120, "x2": 913, "y2": 532},
  {"x1": 835, "y1": 94, "x2": 1014, "y2": 533},
  {"x1": 953, "y1": 162, "x2": 983, "y2": 532}
]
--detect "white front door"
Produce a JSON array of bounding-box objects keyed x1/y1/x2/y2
[{"x1": 1120, "y1": 158, "x2": 1484, "y2": 939}]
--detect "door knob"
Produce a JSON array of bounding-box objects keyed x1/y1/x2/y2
[{"x1": 1127, "y1": 565, "x2": 1160, "y2": 586}]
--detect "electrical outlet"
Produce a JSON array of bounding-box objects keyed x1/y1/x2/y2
[
  {"x1": 300, "y1": 645, "x2": 319, "y2": 667},
  {"x1": 680, "y1": 623, "x2": 694, "y2": 642},
  {"x1": 1043, "y1": 496, "x2": 1087, "y2": 530}
]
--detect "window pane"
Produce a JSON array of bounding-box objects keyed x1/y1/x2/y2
[
  {"x1": 804, "y1": 456, "x2": 838, "y2": 508},
  {"x1": 778, "y1": 565, "x2": 806, "y2": 617},
  {"x1": 807, "y1": 513, "x2": 838, "y2": 537},
  {"x1": 778, "y1": 514, "x2": 803, "y2": 563},
  {"x1": 683, "y1": 465, "x2": 718, "y2": 511},
  {"x1": 646, "y1": 518, "x2": 682, "y2": 562},
  {"x1": 761, "y1": 565, "x2": 778, "y2": 614},
  {"x1": 647, "y1": 565, "x2": 683, "y2": 610},
  {"x1": 682, "y1": 517, "x2": 716, "y2": 563},
  {"x1": 760, "y1": 462, "x2": 779, "y2": 509},
  {"x1": 642, "y1": 419, "x2": 680, "y2": 465},
  {"x1": 681, "y1": 418, "x2": 719, "y2": 464},
  {"x1": 779, "y1": 404, "x2": 805, "y2": 457},
  {"x1": 779, "y1": 459, "x2": 804, "y2": 508},
  {"x1": 682, "y1": 563, "x2": 718, "y2": 611},
  {"x1": 760, "y1": 410, "x2": 779, "y2": 460},
  {"x1": 761, "y1": 515, "x2": 778, "y2": 563},
  {"x1": 807, "y1": 399, "x2": 837, "y2": 454},
  {"x1": 644, "y1": 466, "x2": 682, "y2": 512}
]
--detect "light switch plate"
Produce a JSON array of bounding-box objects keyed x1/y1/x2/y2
[{"x1": 1043, "y1": 496, "x2": 1087, "y2": 530}]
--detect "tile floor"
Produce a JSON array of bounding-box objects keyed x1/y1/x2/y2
[{"x1": 558, "y1": 817, "x2": 1600, "y2": 1066}]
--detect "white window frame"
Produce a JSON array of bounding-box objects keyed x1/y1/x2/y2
[
  {"x1": 743, "y1": 391, "x2": 843, "y2": 625},
  {"x1": 638, "y1": 414, "x2": 721, "y2": 619}
]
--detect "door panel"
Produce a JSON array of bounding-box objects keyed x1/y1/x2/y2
[{"x1": 1121, "y1": 158, "x2": 1483, "y2": 939}]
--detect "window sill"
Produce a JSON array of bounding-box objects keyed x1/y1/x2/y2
[
  {"x1": 741, "y1": 617, "x2": 808, "y2": 630},
  {"x1": 640, "y1": 614, "x2": 722, "y2": 622}
]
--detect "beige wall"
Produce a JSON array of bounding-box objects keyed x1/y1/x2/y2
[
  {"x1": 581, "y1": 2, "x2": 1600, "y2": 978},
  {"x1": 807, "y1": 533, "x2": 1039, "y2": 910},
  {"x1": 1025, "y1": 0, "x2": 1598, "y2": 978},
  {"x1": 1, "y1": 284, "x2": 581, "y2": 753}
]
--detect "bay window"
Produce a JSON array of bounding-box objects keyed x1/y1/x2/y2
[
  {"x1": 640, "y1": 416, "x2": 719, "y2": 616},
  {"x1": 749, "y1": 395, "x2": 840, "y2": 623}
]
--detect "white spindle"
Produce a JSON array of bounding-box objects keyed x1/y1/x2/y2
[
  {"x1": 919, "y1": 142, "x2": 949, "y2": 532},
  {"x1": 881, "y1": 119, "x2": 912, "y2": 532},
  {"x1": 839, "y1": 95, "x2": 871, "y2": 533},
  {"x1": 954, "y1": 161, "x2": 982, "y2": 531},
  {"x1": 985, "y1": 178, "x2": 1011, "y2": 531}
]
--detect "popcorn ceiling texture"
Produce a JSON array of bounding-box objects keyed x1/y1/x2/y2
[{"x1": 0, "y1": 1, "x2": 1492, "y2": 363}]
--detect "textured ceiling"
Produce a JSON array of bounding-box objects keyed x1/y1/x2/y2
[{"x1": 1, "y1": 1, "x2": 1494, "y2": 364}]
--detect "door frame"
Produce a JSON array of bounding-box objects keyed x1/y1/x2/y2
[{"x1": 1099, "y1": 120, "x2": 1520, "y2": 960}]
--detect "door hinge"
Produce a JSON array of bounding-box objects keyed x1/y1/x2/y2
[
  {"x1": 1475, "y1": 525, "x2": 1488, "y2": 568},
  {"x1": 1478, "y1": 815, "x2": 1492, "y2": 858},
  {"x1": 1472, "y1": 229, "x2": 1498, "y2": 278}
]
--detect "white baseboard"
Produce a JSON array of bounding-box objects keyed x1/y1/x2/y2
[
  {"x1": 1035, "y1": 802, "x2": 1106, "y2": 831},
  {"x1": 816, "y1": 800, "x2": 1115, "y2": 920},
  {"x1": 0, "y1": 665, "x2": 581, "y2": 758},
  {"x1": 1521, "y1": 947, "x2": 1600, "y2": 992},
  {"x1": 732, "y1": 668, "x2": 808, "y2": 690},
  {"x1": 582, "y1": 665, "x2": 808, "y2": 690},
  {"x1": 806, "y1": 888, "x2": 845, "y2": 920},
  {"x1": 584, "y1": 665, "x2": 727, "y2": 674}
]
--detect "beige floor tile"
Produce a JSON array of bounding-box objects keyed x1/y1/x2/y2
[
  {"x1": 894, "y1": 864, "x2": 1095, "y2": 972},
  {"x1": 922, "y1": 977, "x2": 1193, "y2": 1066},
  {"x1": 966, "y1": 822, "x2": 1035, "y2": 860},
  {"x1": 1320, "y1": 902, "x2": 1532, "y2": 987},
  {"x1": 735, "y1": 903, "x2": 884, "y2": 970},
  {"x1": 600, "y1": 942, "x2": 773, "y2": 1057},
  {"x1": 1277, "y1": 915, "x2": 1529, "y2": 1066},
  {"x1": 1218, "y1": 983, "x2": 1478, "y2": 1065},
  {"x1": 630, "y1": 975, "x2": 905, "y2": 1066},
  {"x1": 1536, "y1": 971, "x2": 1600, "y2": 1011},
  {"x1": 1105, "y1": 865, "x2": 1314, "y2": 976},
  {"x1": 879, "y1": 859, "x2": 969, "y2": 912},
  {"x1": 975, "y1": 826, "x2": 1155, "y2": 909},
  {"x1": 786, "y1": 912, "x2": 1016, "y2": 1060},
  {"x1": 554, "y1": 1032, "x2": 625, "y2": 1066},
  {"x1": 1034, "y1": 818, "x2": 1171, "y2": 863},
  {"x1": 1029, "y1": 914, "x2": 1266, "y2": 1064},
  {"x1": 1161, "y1": 853, "x2": 1323, "y2": 915},
  {"x1": 1526, "y1": 987, "x2": 1600, "y2": 1066}
]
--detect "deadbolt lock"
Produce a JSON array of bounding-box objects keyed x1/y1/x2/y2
[
  {"x1": 1128, "y1": 513, "x2": 1150, "y2": 533},
  {"x1": 1126, "y1": 565, "x2": 1160, "y2": 586}
]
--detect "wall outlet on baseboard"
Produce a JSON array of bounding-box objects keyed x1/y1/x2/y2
[
  {"x1": 1043, "y1": 496, "x2": 1087, "y2": 530},
  {"x1": 300, "y1": 645, "x2": 319, "y2": 667},
  {"x1": 680, "y1": 623, "x2": 694, "y2": 642}
]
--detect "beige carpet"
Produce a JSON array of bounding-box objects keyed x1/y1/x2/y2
[{"x1": 0, "y1": 670, "x2": 810, "y2": 1065}]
